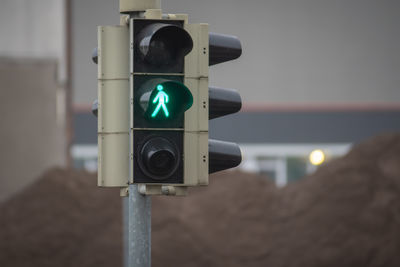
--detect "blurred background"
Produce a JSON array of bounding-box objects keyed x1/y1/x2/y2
[
  {"x1": 1, "y1": 0, "x2": 399, "y2": 201},
  {"x1": 0, "y1": 1, "x2": 400, "y2": 266}
]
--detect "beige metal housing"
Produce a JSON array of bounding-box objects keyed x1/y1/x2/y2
[
  {"x1": 98, "y1": 10, "x2": 210, "y2": 193},
  {"x1": 120, "y1": 0, "x2": 161, "y2": 13},
  {"x1": 128, "y1": 14, "x2": 210, "y2": 190},
  {"x1": 184, "y1": 23, "x2": 209, "y2": 186},
  {"x1": 97, "y1": 25, "x2": 130, "y2": 187}
]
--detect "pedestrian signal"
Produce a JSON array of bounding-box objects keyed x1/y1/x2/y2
[
  {"x1": 132, "y1": 18, "x2": 194, "y2": 184},
  {"x1": 136, "y1": 79, "x2": 193, "y2": 126},
  {"x1": 151, "y1": 85, "x2": 170, "y2": 118}
]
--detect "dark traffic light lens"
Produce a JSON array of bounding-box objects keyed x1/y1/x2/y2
[
  {"x1": 147, "y1": 150, "x2": 175, "y2": 175},
  {"x1": 138, "y1": 23, "x2": 193, "y2": 67},
  {"x1": 138, "y1": 136, "x2": 180, "y2": 180},
  {"x1": 147, "y1": 39, "x2": 173, "y2": 65}
]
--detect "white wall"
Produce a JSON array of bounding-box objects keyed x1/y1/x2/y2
[{"x1": 0, "y1": 0, "x2": 66, "y2": 82}]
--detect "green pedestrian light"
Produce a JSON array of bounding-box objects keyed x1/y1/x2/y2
[
  {"x1": 151, "y1": 84, "x2": 170, "y2": 118},
  {"x1": 136, "y1": 80, "x2": 193, "y2": 125}
]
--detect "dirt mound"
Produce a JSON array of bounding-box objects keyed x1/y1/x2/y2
[
  {"x1": 1, "y1": 133, "x2": 400, "y2": 267},
  {"x1": 0, "y1": 169, "x2": 122, "y2": 267}
]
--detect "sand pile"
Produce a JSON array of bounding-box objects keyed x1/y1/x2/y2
[
  {"x1": 0, "y1": 169, "x2": 122, "y2": 267},
  {"x1": 1, "y1": 133, "x2": 400, "y2": 267}
]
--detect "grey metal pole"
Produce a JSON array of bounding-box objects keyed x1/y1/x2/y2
[
  {"x1": 126, "y1": 184, "x2": 151, "y2": 267},
  {"x1": 124, "y1": 7, "x2": 152, "y2": 267}
]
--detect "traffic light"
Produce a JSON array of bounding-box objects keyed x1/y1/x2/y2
[
  {"x1": 207, "y1": 34, "x2": 243, "y2": 174},
  {"x1": 182, "y1": 26, "x2": 243, "y2": 186},
  {"x1": 93, "y1": 9, "x2": 243, "y2": 193},
  {"x1": 131, "y1": 16, "x2": 194, "y2": 184}
]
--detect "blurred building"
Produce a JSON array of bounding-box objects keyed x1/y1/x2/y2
[
  {"x1": 70, "y1": 0, "x2": 400, "y2": 186},
  {"x1": 72, "y1": 107, "x2": 400, "y2": 186},
  {"x1": 72, "y1": 0, "x2": 400, "y2": 106},
  {"x1": 1, "y1": 0, "x2": 399, "y2": 199},
  {"x1": 0, "y1": 0, "x2": 69, "y2": 201}
]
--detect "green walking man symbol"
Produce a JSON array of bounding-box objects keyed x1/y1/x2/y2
[{"x1": 151, "y1": 84, "x2": 170, "y2": 118}]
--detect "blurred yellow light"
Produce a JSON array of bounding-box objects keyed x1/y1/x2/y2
[{"x1": 309, "y1": 149, "x2": 325, "y2": 165}]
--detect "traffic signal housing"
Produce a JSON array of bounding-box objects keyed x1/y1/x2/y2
[
  {"x1": 183, "y1": 26, "x2": 243, "y2": 185},
  {"x1": 96, "y1": 25, "x2": 130, "y2": 187},
  {"x1": 94, "y1": 10, "x2": 243, "y2": 194},
  {"x1": 207, "y1": 33, "x2": 243, "y2": 175},
  {"x1": 131, "y1": 16, "x2": 194, "y2": 185}
]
